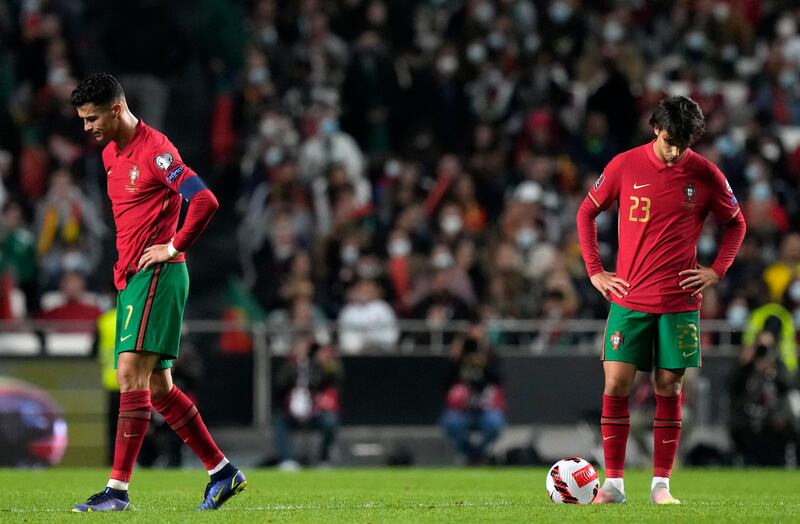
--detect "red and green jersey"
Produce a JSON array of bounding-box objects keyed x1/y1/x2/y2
[
  {"x1": 102, "y1": 121, "x2": 201, "y2": 290},
  {"x1": 581, "y1": 142, "x2": 742, "y2": 314}
]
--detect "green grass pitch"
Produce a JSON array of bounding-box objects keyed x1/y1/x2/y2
[{"x1": 1, "y1": 468, "x2": 799, "y2": 522}]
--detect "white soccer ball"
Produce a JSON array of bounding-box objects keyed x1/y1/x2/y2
[{"x1": 545, "y1": 457, "x2": 599, "y2": 504}]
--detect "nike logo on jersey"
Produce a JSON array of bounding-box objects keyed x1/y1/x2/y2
[
  {"x1": 682, "y1": 350, "x2": 697, "y2": 358},
  {"x1": 123, "y1": 433, "x2": 140, "y2": 438},
  {"x1": 633, "y1": 183, "x2": 650, "y2": 189},
  {"x1": 120, "y1": 334, "x2": 133, "y2": 342},
  {"x1": 662, "y1": 439, "x2": 677, "y2": 444},
  {"x1": 603, "y1": 436, "x2": 616, "y2": 440}
]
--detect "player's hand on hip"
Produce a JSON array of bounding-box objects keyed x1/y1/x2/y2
[
  {"x1": 589, "y1": 271, "x2": 630, "y2": 300},
  {"x1": 678, "y1": 265, "x2": 720, "y2": 296},
  {"x1": 138, "y1": 244, "x2": 171, "y2": 270}
]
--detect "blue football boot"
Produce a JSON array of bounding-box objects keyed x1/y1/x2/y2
[
  {"x1": 196, "y1": 469, "x2": 247, "y2": 510},
  {"x1": 71, "y1": 488, "x2": 133, "y2": 512}
]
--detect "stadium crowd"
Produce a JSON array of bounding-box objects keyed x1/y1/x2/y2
[{"x1": 0, "y1": 0, "x2": 799, "y2": 358}]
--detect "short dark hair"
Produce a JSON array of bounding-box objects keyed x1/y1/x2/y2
[
  {"x1": 70, "y1": 73, "x2": 124, "y2": 107},
  {"x1": 648, "y1": 96, "x2": 705, "y2": 149}
]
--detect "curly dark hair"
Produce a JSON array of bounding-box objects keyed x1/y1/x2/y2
[
  {"x1": 70, "y1": 73, "x2": 124, "y2": 107},
  {"x1": 648, "y1": 96, "x2": 705, "y2": 149}
]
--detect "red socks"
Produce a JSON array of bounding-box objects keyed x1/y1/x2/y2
[
  {"x1": 653, "y1": 393, "x2": 682, "y2": 478},
  {"x1": 111, "y1": 390, "x2": 151, "y2": 483},
  {"x1": 152, "y1": 386, "x2": 224, "y2": 471},
  {"x1": 601, "y1": 394, "x2": 630, "y2": 478}
]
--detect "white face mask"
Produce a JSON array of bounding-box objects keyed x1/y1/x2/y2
[
  {"x1": 340, "y1": 245, "x2": 359, "y2": 265},
  {"x1": 726, "y1": 305, "x2": 749, "y2": 328},
  {"x1": 698, "y1": 235, "x2": 716, "y2": 257},
  {"x1": 789, "y1": 281, "x2": 800, "y2": 303},
  {"x1": 388, "y1": 239, "x2": 411, "y2": 257},
  {"x1": 437, "y1": 56, "x2": 459, "y2": 76},
  {"x1": 431, "y1": 250, "x2": 454, "y2": 269},
  {"x1": 440, "y1": 215, "x2": 463, "y2": 235},
  {"x1": 516, "y1": 227, "x2": 539, "y2": 250}
]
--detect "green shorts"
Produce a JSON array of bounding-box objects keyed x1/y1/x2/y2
[
  {"x1": 602, "y1": 303, "x2": 701, "y2": 371},
  {"x1": 115, "y1": 262, "x2": 189, "y2": 370}
]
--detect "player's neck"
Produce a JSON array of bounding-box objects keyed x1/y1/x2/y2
[{"x1": 114, "y1": 113, "x2": 140, "y2": 150}]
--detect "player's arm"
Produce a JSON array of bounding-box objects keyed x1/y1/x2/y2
[
  {"x1": 679, "y1": 168, "x2": 746, "y2": 295},
  {"x1": 138, "y1": 149, "x2": 219, "y2": 270},
  {"x1": 576, "y1": 162, "x2": 630, "y2": 300}
]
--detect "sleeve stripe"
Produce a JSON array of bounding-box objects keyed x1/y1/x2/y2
[
  {"x1": 177, "y1": 175, "x2": 208, "y2": 201},
  {"x1": 724, "y1": 207, "x2": 741, "y2": 223},
  {"x1": 587, "y1": 192, "x2": 600, "y2": 208}
]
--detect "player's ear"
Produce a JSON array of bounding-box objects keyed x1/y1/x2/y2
[
  {"x1": 653, "y1": 126, "x2": 660, "y2": 137},
  {"x1": 111, "y1": 102, "x2": 122, "y2": 119}
]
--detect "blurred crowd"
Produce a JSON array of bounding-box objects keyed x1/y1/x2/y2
[{"x1": 1, "y1": 0, "x2": 800, "y2": 355}]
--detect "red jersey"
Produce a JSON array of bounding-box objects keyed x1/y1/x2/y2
[
  {"x1": 582, "y1": 142, "x2": 742, "y2": 313},
  {"x1": 102, "y1": 121, "x2": 198, "y2": 290}
]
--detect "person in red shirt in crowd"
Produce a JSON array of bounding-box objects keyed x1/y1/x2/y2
[{"x1": 577, "y1": 96, "x2": 746, "y2": 504}]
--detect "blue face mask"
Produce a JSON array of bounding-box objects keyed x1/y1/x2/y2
[
  {"x1": 548, "y1": 1, "x2": 572, "y2": 23},
  {"x1": 320, "y1": 118, "x2": 339, "y2": 136}
]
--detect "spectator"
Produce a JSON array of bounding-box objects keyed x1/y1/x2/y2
[
  {"x1": 272, "y1": 339, "x2": 342, "y2": 470},
  {"x1": 440, "y1": 322, "x2": 506, "y2": 465},
  {"x1": 729, "y1": 329, "x2": 798, "y2": 466},
  {"x1": 37, "y1": 271, "x2": 102, "y2": 326},
  {"x1": 0, "y1": 201, "x2": 37, "y2": 315},
  {"x1": 337, "y1": 278, "x2": 398, "y2": 354},
  {"x1": 763, "y1": 233, "x2": 800, "y2": 303},
  {"x1": 34, "y1": 169, "x2": 106, "y2": 290}
]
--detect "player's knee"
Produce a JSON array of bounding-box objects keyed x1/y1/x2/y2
[
  {"x1": 653, "y1": 379, "x2": 682, "y2": 396},
  {"x1": 116, "y1": 366, "x2": 150, "y2": 392},
  {"x1": 604, "y1": 378, "x2": 633, "y2": 396}
]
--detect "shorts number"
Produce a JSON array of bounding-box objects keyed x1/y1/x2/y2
[
  {"x1": 629, "y1": 196, "x2": 651, "y2": 222},
  {"x1": 677, "y1": 323, "x2": 698, "y2": 352},
  {"x1": 124, "y1": 305, "x2": 134, "y2": 330}
]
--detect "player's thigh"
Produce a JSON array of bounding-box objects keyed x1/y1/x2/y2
[
  {"x1": 656, "y1": 310, "x2": 701, "y2": 370},
  {"x1": 114, "y1": 267, "x2": 160, "y2": 367},
  {"x1": 140, "y1": 262, "x2": 189, "y2": 367},
  {"x1": 602, "y1": 303, "x2": 658, "y2": 371}
]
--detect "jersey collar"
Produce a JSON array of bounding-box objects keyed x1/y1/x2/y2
[
  {"x1": 113, "y1": 119, "x2": 146, "y2": 159},
  {"x1": 646, "y1": 139, "x2": 693, "y2": 172}
]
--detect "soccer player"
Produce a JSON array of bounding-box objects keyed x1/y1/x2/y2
[
  {"x1": 576, "y1": 96, "x2": 746, "y2": 504},
  {"x1": 69, "y1": 73, "x2": 246, "y2": 511}
]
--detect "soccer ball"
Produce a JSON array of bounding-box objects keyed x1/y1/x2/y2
[{"x1": 545, "y1": 457, "x2": 599, "y2": 504}]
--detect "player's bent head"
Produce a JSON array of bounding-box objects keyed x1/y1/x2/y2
[
  {"x1": 70, "y1": 73, "x2": 125, "y2": 109},
  {"x1": 648, "y1": 95, "x2": 705, "y2": 150}
]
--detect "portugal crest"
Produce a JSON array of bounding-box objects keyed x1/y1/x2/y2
[
  {"x1": 126, "y1": 165, "x2": 140, "y2": 192},
  {"x1": 683, "y1": 183, "x2": 696, "y2": 202},
  {"x1": 609, "y1": 331, "x2": 624, "y2": 351}
]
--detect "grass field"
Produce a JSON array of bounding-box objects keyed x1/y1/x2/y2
[{"x1": 1, "y1": 468, "x2": 799, "y2": 522}]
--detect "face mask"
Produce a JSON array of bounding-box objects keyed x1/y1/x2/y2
[
  {"x1": 475, "y1": 1, "x2": 495, "y2": 24},
  {"x1": 715, "y1": 135, "x2": 738, "y2": 157},
  {"x1": 516, "y1": 227, "x2": 539, "y2": 250},
  {"x1": 388, "y1": 239, "x2": 411, "y2": 257},
  {"x1": 698, "y1": 235, "x2": 716, "y2": 257},
  {"x1": 341, "y1": 245, "x2": 359, "y2": 265},
  {"x1": 487, "y1": 32, "x2": 507, "y2": 50},
  {"x1": 744, "y1": 162, "x2": 763, "y2": 182},
  {"x1": 248, "y1": 66, "x2": 269, "y2": 85},
  {"x1": 440, "y1": 215, "x2": 463, "y2": 235},
  {"x1": 777, "y1": 15, "x2": 797, "y2": 39},
  {"x1": 646, "y1": 73, "x2": 665, "y2": 92},
  {"x1": 789, "y1": 281, "x2": 800, "y2": 303},
  {"x1": 384, "y1": 159, "x2": 401, "y2": 178},
  {"x1": 320, "y1": 118, "x2": 339, "y2": 136},
  {"x1": 274, "y1": 243, "x2": 293, "y2": 260},
  {"x1": 548, "y1": 1, "x2": 572, "y2": 23},
  {"x1": 686, "y1": 31, "x2": 706, "y2": 52},
  {"x1": 437, "y1": 55, "x2": 459, "y2": 76},
  {"x1": 761, "y1": 141, "x2": 781, "y2": 162},
  {"x1": 726, "y1": 305, "x2": 749, "y2": 328},
  {"x1": 264, "y1": 146, "x2": 283, "y2": 167},
  {"x1": 603, "y1": 22, "x2": 624, "y2": 43},
  {"x1": 751, "y1": 182, "x2": 771, "y2": 202},
  {"x1": 467, "y1": 42, "x2": 487, "y2": 64},
  {"x1": 700, "y1": 78, "x2": 717, "y2": 96},
  {"x1": 431, "y1": 250, "x2": 454, "y2": 269}
]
